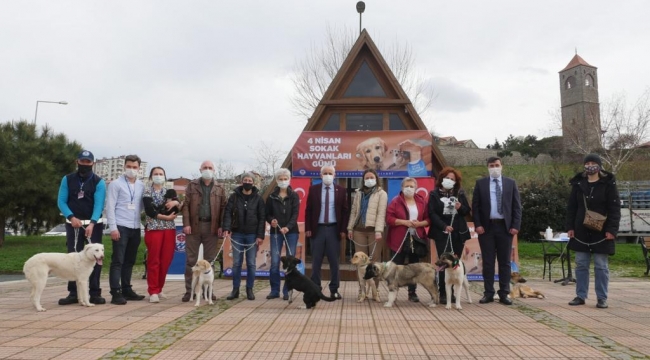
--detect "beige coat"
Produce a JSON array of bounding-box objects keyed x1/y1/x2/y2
[{"x1": 347, "y1": 188, "x2": 388, "y2": 233}]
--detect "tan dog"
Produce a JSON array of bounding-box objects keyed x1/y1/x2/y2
[
  {"x1": 190, "y1": 260, "x2": 214, "y2": 306},
  {"x1": 350, "y1": 252, "x2": 380, "y2": 303},
  {"x1": 355, "y1": 137, "x2": 387, "y2": 170},
  {"x1": 364, "y1": 261, "x2": 439, "y2": 308},
  {"x1": 510, "y1": 272, "x2": 545, "y2": 299},
  {"x1": 23, "y1": 243, "x2": 104, "y2": 312}
]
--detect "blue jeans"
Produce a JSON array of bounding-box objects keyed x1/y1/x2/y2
[
  {"x1": 269, "y1": 232, "x2": 299, "y2": 296},
  {"x1": 575, "y1": 251, "x2": 609, "y2": 301},
  {"x1": 231, "y1": 232, "x2": 257, "y2": 289},
  {"x1": 109, "y1": 226, "x2": 142, "y2": 292}
]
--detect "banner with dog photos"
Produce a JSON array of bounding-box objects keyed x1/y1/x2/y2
[{"x1": 291, "y1": 130, "x2": 433, "y2": 178}]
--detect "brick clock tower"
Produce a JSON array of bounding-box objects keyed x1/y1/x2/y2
[{"x1": 559, "y1": 53, "x2": 601, "y2": 151}]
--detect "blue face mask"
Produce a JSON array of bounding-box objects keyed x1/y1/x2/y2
[{"x1": 584, "y1": 164, "x2": 600, "y2": 175}]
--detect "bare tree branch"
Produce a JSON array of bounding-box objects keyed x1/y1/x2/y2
[{"x1": 290, "y1": 24, "x2": 435, "y2": 120}]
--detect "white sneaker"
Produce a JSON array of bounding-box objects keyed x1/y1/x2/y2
[
  {"x1": 149, "y1": 294, "x2": 160, "y2": 303},
  {"x1": 158, "y1": 292, "x2": 168, "y2": 300}
]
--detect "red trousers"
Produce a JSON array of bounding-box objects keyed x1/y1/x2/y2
[{"x1": 144, "y1": 229, "x2": 176, "y2": 295}]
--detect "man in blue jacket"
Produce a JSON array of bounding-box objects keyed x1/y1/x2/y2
[{"x1": 57, "y1": 150, "x2": 107, "y2": 305}]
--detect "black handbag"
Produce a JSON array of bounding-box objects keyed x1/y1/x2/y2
[{"x1": 402, "y1": 232, "x2": 428, "y2": 258}]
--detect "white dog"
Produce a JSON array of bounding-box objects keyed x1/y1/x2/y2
[
  {"x1": 190, "y1": 259, "x2": 214, "y2": 306},
  {"x1": 435, "y1": 252, "x2": 472, "y2": 310},
  {"x1": 23, "y1": 243, "x2": 104, "y2": 312}
]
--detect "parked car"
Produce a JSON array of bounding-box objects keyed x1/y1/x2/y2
[
  {"x1": 43, "y1": 224, "x2": 67, "y2": 236},
  {"x1": 102, "y1": 223, "x2": 146, "y2": 237}
]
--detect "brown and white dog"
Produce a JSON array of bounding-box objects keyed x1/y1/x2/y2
[
  {"x1": 190, "y1": 259, "x2": 214, "y2": 306},
  {"x1": 355, "y1": 137, "x2": 387, "y2": 170},
  {"x1": 435, "y1": 252, "x2": 472, "y2": 310},
  {"x1": 510, "y1": 272, "x2": 545, "y2": 299},
  {"x1": 350, "y1": 252, "x2": 380, "y2": 302},
  {"x1": 364, "y1": 261, "x2": 439, "y2": 308}
]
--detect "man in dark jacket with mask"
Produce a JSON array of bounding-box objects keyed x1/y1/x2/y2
[
  {"x1": 222, "y1": 173, "x2": 266, "y2": 300},
  {"x1": 566, "y1": 153, "x2": 621, "y2": 309},
  {"x1": 57, "y1": 150, "x2": 107, "y2": 306}
]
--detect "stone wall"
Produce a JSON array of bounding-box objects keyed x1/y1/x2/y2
[{"x1": 439, "y1": 147, "x2": 553, "y2": 166}]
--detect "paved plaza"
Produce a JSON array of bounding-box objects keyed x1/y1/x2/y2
[{"x1": 0, "y1": 274, "x2": 649, "y2": 359}]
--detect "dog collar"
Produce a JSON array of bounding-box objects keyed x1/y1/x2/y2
[
  {"x1": 204, "y1": 270, "x2": 212, "y2": 275},
  {"x1": 452, "y1": 259, "x2": 460, "y2": 270}
]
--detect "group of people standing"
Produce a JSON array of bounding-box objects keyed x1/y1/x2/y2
[{"x1": 57, "y1": 149, "x2": 620, "y2": 309}]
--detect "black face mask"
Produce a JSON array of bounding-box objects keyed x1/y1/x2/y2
[
  {"x1": 242, "y1": 183, "x2": 253, "y2": 191},
  {"x1": 78, "y1": 164, "x2": 93, "y2": 176}
]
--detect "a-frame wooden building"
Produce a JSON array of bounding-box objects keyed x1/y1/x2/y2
[{"x1": 272, "y1": 30, "x2": 448, "y2": 280}]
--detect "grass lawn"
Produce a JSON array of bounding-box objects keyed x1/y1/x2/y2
[
  {"x1": 0, "y1": 235, "x2": 147, "y2": 276},
  {"x1": 517, "y1": 241, "x2": 649, "y2": 279}
]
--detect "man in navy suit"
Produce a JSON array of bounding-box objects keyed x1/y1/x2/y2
[
  {"x1": 472, "y1": 157, "x2": 522, "y2": 305},
  {"x1": 305, "y1": 165, "x2": 349, "y2": 299}
]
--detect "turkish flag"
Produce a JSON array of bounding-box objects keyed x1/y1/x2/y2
[{"x1": 290, "y1": 178, "x2": 311, "y2": 223}]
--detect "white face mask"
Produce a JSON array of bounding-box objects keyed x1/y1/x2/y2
[
  {"x1": 152, "y1": 175, "x2": 165, "y2": 185},
  {"x1": 322, "y1": 174, "x2": 334, "y2": 185},
  {"x1": 403, "y1": 187, "x2": 415, "y2": 197},
  {"x1": 277, "y1": 180, "x2": 290, "y2": 189},
  {"x1": 364, "y1": 179, "x2": 376, "y2": 188},
  {"x1": 488, "y1": 167, "x2": 502, "y2": 179},
  {"x1": 124, "y1": 169, "x2": 138, "y2": 179},
  {"x1": 441, "y1": 178, "x2": 455, "y2": 190},
  {"x1": 201, "y1": 170, "x2": 214, "y2": 180}
]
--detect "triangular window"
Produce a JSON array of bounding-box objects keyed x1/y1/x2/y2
[{"x1": 343, "y1": 61, "x2": 386, "y2": 97}]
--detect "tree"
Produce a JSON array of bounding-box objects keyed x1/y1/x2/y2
[
  {"x1": 214, "y1": 158, "x2": 237, "y2": 192},
  {"x1": 0, "y1": 120, "x2": 81, "y2": 246},
  {"x1": 562, "y1": 90, "x2": 650, "y2": 174},
  {"x1": 290, "y1": 25, "x2": 435, "y2": 120},
  {"x1": 249, "y1": 141, "x2": 287, "y2": 193}
]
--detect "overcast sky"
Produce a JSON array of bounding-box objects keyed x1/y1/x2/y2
[{"x1": 2, "y1": 1, "x2": 649, "y2": 178}]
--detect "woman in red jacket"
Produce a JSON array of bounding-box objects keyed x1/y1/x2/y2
[{"x1": 386, "y1": 177, "x2": 430, "y2": 302}]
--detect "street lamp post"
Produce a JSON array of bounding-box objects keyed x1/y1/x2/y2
[
  {"x1": 34, "y1": 100, "x2": 68, "y2": 124},
  {"x1": 356, "y1": 1, "x2": 366, "y2": 35}
]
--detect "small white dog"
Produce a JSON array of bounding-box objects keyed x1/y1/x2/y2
[
  {"x1": 350, "y1": 251, "x2": 380, "y2": 302},
  {"x1": 23, "y1": 243, "x2": 104, "y2": 312},
  {"x1": 190, "y1": 259, "x2": 214, "y2": 307},
  {"x1": 435, "y1": 252, "x2": 472, "y2": 310}
]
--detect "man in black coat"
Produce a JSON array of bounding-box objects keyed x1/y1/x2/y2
[{"x1": 472, "y1": 157, "x2": 522, "y2": 305}]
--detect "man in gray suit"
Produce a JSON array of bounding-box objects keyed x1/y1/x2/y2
[{"x1": 472, "y1": 157, "x2": 522, "y2": 305}]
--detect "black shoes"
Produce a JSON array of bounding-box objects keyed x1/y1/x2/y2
[
  {"x1": 569, "y1": 297, "x2": 585, "y2": 306},
  {"x1": 246, "y1": 288, "x2": 255, "y2": 300},
  {"x1": 123, "y1": 289, "x2": 145, "y2": 301},
  {"x1": 182, "y1": 293, "x2": 191, "y2": 302},
  {"x1": 332, "y1": 292, "x2": 342, "y2": 300},
  {"x1": 283, "y1": 294, "x2": 289, "y2": 301},
  {"x1": 266, "y1": 293, "x2": 280, "y2": 300},
  {"x1": 597, "y1": 299, "x2": 608, "y2": 308},
  {"x1": 439, "y1": 295, "x2": 457, "y2": 305},
  {"x1": 227, "y1": 289, "x2": 240, "y2": 300},
  {"x1": 89, "y1": 296, "x2": 106, "y2": 305},
  {"x1": 58, "y1": 295, "x2": 79, "y2": 305},
  {"x1": 110, "y1": 291, "x2": 127, "y2": 305},
  {"x1": 479, "y1": 295, "x2": 494, "y2": 304},
  {"x1": 499, "y1": 297, "x2": 513, "y2": 305},
  {"x1": 408, "y1": 292, "x2": 419, "y2": 303}
]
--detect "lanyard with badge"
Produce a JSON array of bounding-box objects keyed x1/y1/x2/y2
[
  {"x1": 124, "y1": 176, "x2": 136, "y2": 210},
  {"x1": 78, "y1": 177, "x2": 89, "y2": 199}
]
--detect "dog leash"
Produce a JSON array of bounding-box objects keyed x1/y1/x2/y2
[
  {"x1": 228, "y1": 235, "x2": 257, "y2": 253},
  {"x1": 389, "y1": 231, "x2": 410, "y2": 263},
  {"x1": 442, "y1": 212, "x2": 457, "y2": 255},
  {"x1": 209, "y1": 239, "x2": 226, "y2": 267},
  {"x1": 272, "y1": 227, "x2": 294, "y2": 257},
  {"x1": 347, "y1": 236, "x2": 378, "y2": 261},
  {"x1": 73, "y1": 225, "x2": 92, "y2": 253}
]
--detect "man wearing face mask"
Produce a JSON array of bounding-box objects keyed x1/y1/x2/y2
[
  {"x1": 472, "y1": 157, "x2": 521, "y2": 305},
  {"x1": 106, "y1": 154, "x2": 146, "y2": 305},
  {"x1": 57, "y1": 150, "x2": 107, "y2": 306},
  {"x1": 181, "y1": 160, "x2": 227, "y2": 302},
  {"x1": 305, "y1": 165, "x2": 349, "y2": 300},
  {"x1": 427, "y1": 167, "x2": 471, "y2": 305},
  {"x1": 265, "y1": 168, "x2": 300, "y2": 300}
]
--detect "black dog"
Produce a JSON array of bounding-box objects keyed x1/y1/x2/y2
[
  {"x1": 157, "y1": 189, "x2": 179, "y2": 215},
  {"x1": 280, "y1": 255, "x2": 336, "y2": 309}
]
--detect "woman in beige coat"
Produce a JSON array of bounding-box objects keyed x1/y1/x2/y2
[{"x1": 347, "y1": 169, "x2": 388, "y2": 259}]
